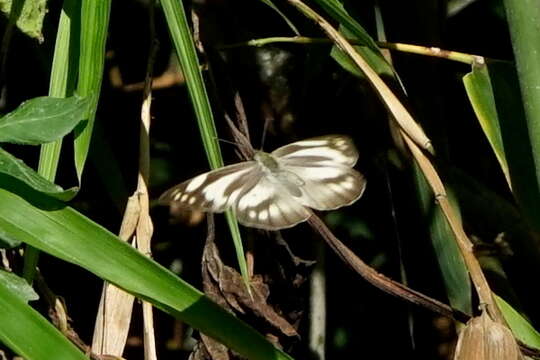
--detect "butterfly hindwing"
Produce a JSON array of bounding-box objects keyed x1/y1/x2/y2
[
  {"x1": 277, "y1": 164, "x2": 366, "y2": 210},
  {"x1": 272, "y1": 135, "x2": 365, "y2": 211},
  {"x1": 234, "y1": 175, "x2": 311, "y2": 230}
]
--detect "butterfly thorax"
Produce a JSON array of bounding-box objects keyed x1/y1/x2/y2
[{"x1": 254, "y1": 151, "x2": 280, "y2": 172}]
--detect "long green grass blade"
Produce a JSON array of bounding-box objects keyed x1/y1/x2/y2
[
  {"x1": 159, "y1": 0, "x2": 250, "y2": 289},
  {"x1": 503, "y1": 0, "x2": 540, "y2": 230},
  {"x1": 0, "y1": 280, "x2": 89, "y2": 360},
  {"x1": 30, "y1": 0, "x2": 83, "y2": 285},
  {"x1": 73, "y1": 0, "x2": 111, "y2": 181},
  {"x1": 0, "y1": 183, "x2": 293, "y2": 360},
  {"x1": 39, "y1": 0, "x2": 81, "y2": 182}
]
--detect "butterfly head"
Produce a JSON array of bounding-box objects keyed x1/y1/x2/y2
[{"x1": 254, "y1": 151, "x2": 279, "y2": 171}]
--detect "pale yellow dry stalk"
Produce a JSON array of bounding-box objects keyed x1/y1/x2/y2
[
  {"x1": 91, "y1": 197, "x2": 139, "y2": 355},
  {"x1": 287, "y1": 0, "x2": 506, "y2": 325},
  {"x1": 92, "y1": 11, "x2": 158, "y2": 358}
]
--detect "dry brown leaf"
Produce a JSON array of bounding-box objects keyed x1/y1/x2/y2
[
  {"x1": 454, "y1": 311, "x2": 523, "y2": 360},
  {"x1": 202, "y1": 241, "x2": 298, "y2": 338}
]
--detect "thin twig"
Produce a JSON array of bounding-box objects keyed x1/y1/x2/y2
[
  {"x1": 307, "y1": 214, "x2": 469, "y2": 322},
  {"x1": 222, "y1": 36, "x2": 487, "y2": 65}
]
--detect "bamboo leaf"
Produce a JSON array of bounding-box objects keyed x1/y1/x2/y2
[
  {"x1": 464, "y1": 60, "x2": 540, "y2": 233},
  {"x1": 463, "y1": 62, "x2": 510, "y2": 187}
]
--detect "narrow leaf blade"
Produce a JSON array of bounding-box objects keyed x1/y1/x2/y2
[
  {"x1": 0, "y1": 148, "x2": 77, "y2": 200},
  {"x1": 0, "y1": 280, "x2": 88, "y2": 360}
]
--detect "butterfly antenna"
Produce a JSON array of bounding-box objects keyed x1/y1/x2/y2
[
  {"x1": 216, "y1": 137, "x2": 240, "y2": 148},
  {"x1": 260, "y1": 114, "x2": 271, "y2": 151},
  {"x1": 216, "y1": 136, "x2": 253, "y2": 160}
]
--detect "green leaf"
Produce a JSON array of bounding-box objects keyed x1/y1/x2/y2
[
  {"x1": 496, "y1": 294, "x2": 540, "y2": 349},
  {"x1": 312, "y1": 0, "x2": 382, "y2": 54},
  {"x1": 503, "y1": 0, "x2": 540, "y2": 231},
  {"x1": 39, "y1": 0, "x2": 82, "y2": 182},
  {"x1": 0, "y1": 95, "x2": 90, "y2": 145},
  {"x1": 319, "y1": 0, "x2": 390, "y2": 76},
  {"x1": 331, "y1": 25, "x2": 394, "y2": 78},
  {"x1": 0, "y1": 147, "x2": 77, "y2": 201},
  {"x1": 160, "y1": 0, "x2": 250, "y2": 290},
  {"x1": 0, "y1": 182, "x2": 293, "y2": 360},
  {"x1": 463, "y1": 60, "x2": 540, "y2": 232},
  {"x1": 0, "y1": 279, "x2": 89, "y2": 360},
  {"x1": 413, "y1": 164, "x2": 472, "y2": 314},
  {"x1": 0, "y1": 270, "x2": 39, "y2": 302},
  {"x1": 74, "y1": 0, "x2": 111, "y2": 181},
  {"x1": 0, "y1": 0, "x2": 46, "y2": 41},
  {"x1": 463, "y1": 62, "x2": 510, "y2": 186}
]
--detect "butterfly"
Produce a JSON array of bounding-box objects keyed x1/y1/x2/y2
[{"x1": 159, "y1": 135, "x2": 366, "y2": 230}]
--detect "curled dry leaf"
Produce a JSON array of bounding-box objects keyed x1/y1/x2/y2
[
  {"x1": 202, "y1": 240, "x2": 298, "y2": 337},
  {"x1": 454, "y1": 310, "x2": 523, "y2": 360}
]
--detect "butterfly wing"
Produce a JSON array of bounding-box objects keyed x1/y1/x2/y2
[
  {"x1": 159, "y1": 161, "x2": 310, "y2": 230},
  {"x1": 159, "y1": 162, "x2": 260, "y2": 212},
  {"x1": 233, "y1": 174, "x2": 311, "y2": 230},
  {"x1": 272, "y1": 135, "x2": 366, "y2": 210},
  {"x1": 271, "y1": 135, "x2": 359, "y2": 167}
]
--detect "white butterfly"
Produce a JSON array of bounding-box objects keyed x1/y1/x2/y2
[{"x1": 159, "y1": 135, "x2": 366, "y2": 230}]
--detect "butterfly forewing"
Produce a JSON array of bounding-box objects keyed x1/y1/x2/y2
[
  {"x1": 271, "y1": 135, "x2": 359, "y2": 167},
  {"x1": 159, "y1": 162, "x2": 260, "y2": 212}
]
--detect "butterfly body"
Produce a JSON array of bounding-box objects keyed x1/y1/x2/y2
[{"x1": 160, "y1": 135, "x2": 366, "y2": 230}]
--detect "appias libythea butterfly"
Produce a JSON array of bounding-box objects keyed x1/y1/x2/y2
[{"x1": 159, "y1": 135, "x2": 366, "y2": 230}]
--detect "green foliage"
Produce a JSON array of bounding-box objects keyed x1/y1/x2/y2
[
  {"x1": 0, "y1": 0, "x2": 46, "y2": 41},
  {"x1": 0, "y1": 270, "x2": 39, "y2": 302},
  {"x1": 0, "y1": 95, "x2": 90, "y2": 145}
]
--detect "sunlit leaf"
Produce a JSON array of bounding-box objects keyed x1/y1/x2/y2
[
  {"x1": 0, "y1": 95, "x2": 90, "y2": 145},
  {"x1": 0, "y1": 270, "x2": 39, "y2": 302},
  {"x1": 0, "y1": 148, "x2": 77, "y2": 201}
]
